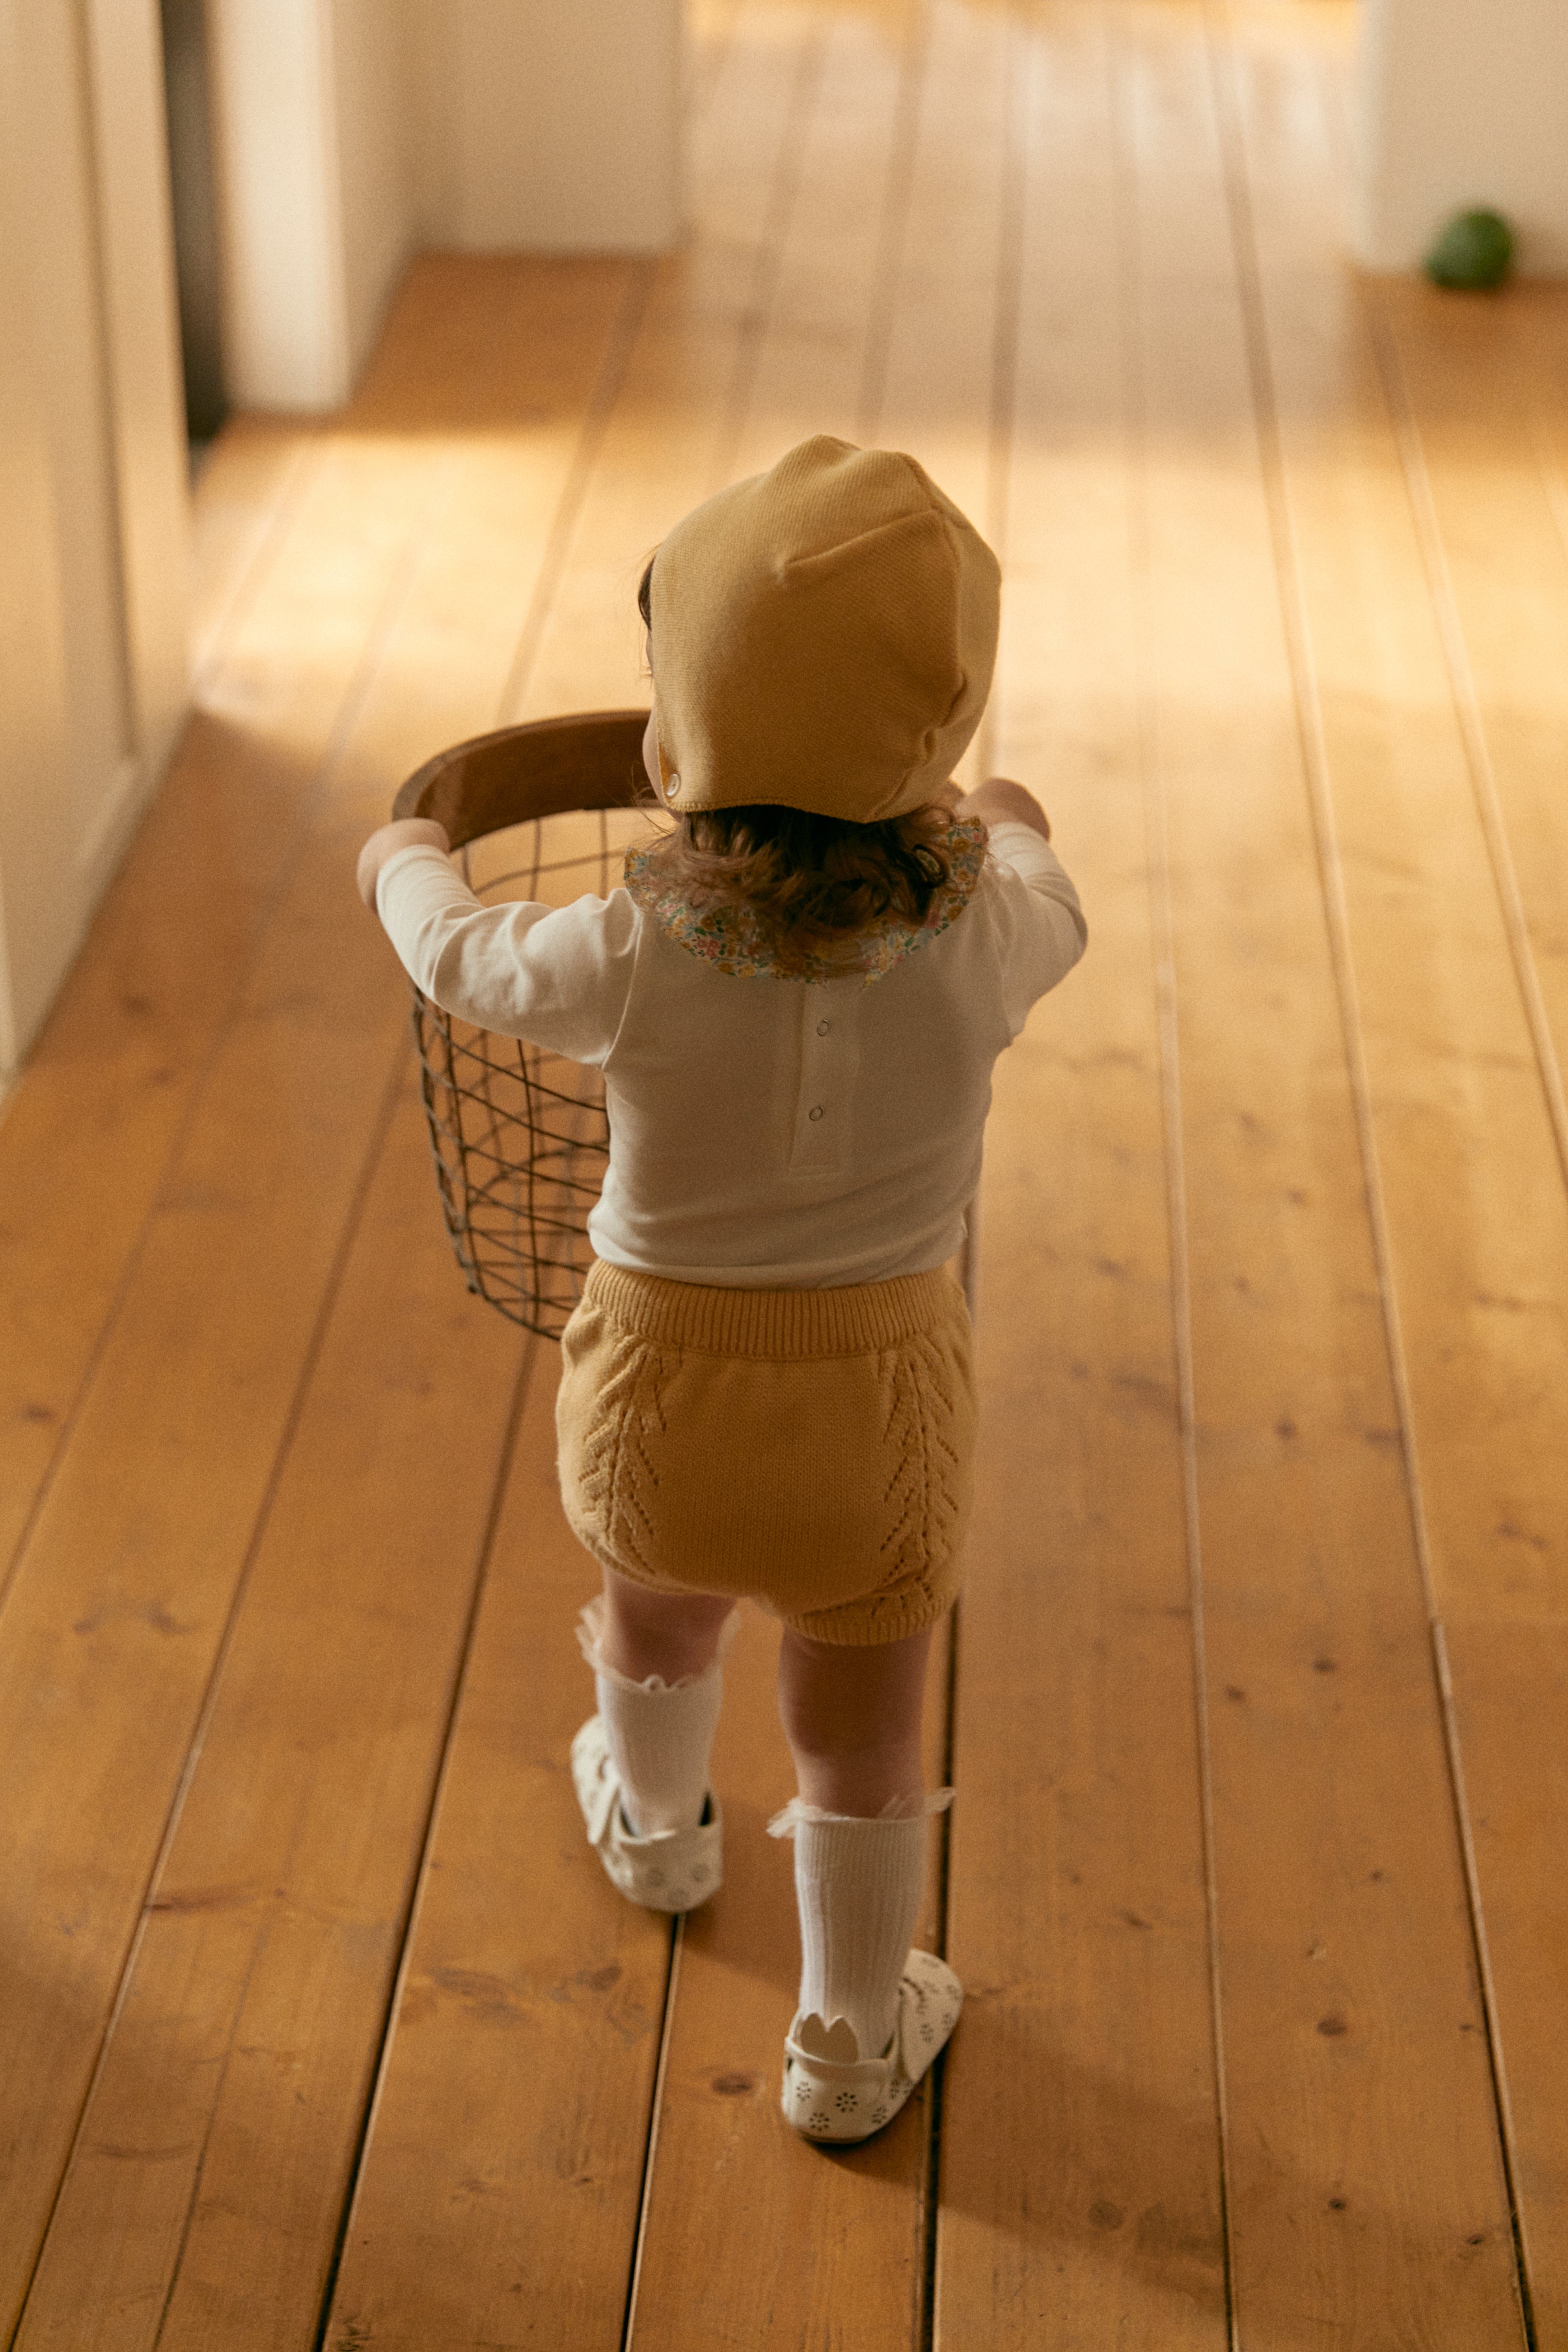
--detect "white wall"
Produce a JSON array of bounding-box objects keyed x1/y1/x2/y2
[
  {"x1": 1356, "y1": 0, "x2": 1568, "y2": 274},
  {"x1": 208, "y1": 0, "x2": 415, "y2": 409},
  {"x1": 403, "y1": 0, "x2": 683, "y2": 254},
  {"x1": 0, "y1": 0, "x2": 189, "y2": 1080},
  {"x1": 0, "y1": 2, "x2": 80, "y2": 1080},
  {"x1": 334, "y1": 0, "x2": 416, "y2": 377},
  {"x1": 206, "y1": 0, "x2": 346, "y2": 407},
  {"x1": 210, "y1": 0, "x2": 683, "y2": 411},
  {"x1": 85, "y1": 0, "x2": 194, "y2": 774}
]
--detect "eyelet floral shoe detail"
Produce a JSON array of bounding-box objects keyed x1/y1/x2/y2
[
  {"x1": 571, "y1": 1715, "x2": 722, "y2": 1914},
  {"x1": 781, "y1": 1949, "x2": 962, "y2": 2144}
]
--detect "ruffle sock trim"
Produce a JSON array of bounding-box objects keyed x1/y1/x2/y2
[{"x1": 767, "y1": 1788, "x2": 953, "y2": 1837}]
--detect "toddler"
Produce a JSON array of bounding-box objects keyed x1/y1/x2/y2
[{"x1": 357, "y1": 437, "x2": 1086, "y2": 2144}]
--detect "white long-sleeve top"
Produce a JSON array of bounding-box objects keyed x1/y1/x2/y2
[{"x1": 377, "y1": 819, "x2": 1085, "y2": 1288}]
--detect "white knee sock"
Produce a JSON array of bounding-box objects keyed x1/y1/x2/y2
[
  {"x1": 576, "y1": 1603, "x2": 726, "y2": 1836},
  {"x1": 780, "y1": 1805, "x2": 933, "y2": 2062}
]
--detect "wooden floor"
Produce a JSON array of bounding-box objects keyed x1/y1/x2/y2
[{"x1": 4, "y1": 0, "x2": 1567, "y2": 2342}]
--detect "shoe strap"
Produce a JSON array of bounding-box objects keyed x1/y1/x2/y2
[{"x1": 580, "y1": 1746, "x2": 620, "y2": 1848}]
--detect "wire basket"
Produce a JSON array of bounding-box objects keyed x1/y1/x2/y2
[{"x1": 391, "y1": 710, "x2": 653, "y2": 1338}]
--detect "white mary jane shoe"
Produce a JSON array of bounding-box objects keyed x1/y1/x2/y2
[
  {"x1": 570, "y1": 1715, "x2": 723, "y2": 1914},
  {"x1": 781, "y1": 1949, "x2": 963, "y2": 2144}
]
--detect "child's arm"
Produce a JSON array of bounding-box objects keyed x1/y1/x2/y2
[
  {"x1": 358, "y1": 819, "x2": 638, "y2": 1065},
  {"x1": 957, "y1": 776, "x2": 1084, "y2": 1031},
  {"x1": 357, "y1": 817, "x2": 450, "y2": 909},
  {"x1": 955, "y1": 775, "x2": 1051, "y2": 840}
]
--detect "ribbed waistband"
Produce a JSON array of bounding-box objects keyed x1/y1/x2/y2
[{"x1": 582, "y1": 1259, "x2": 965, "y2": 1358}]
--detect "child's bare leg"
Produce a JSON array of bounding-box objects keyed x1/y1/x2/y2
[
  {"x1": 777, "y1": 1623, "x2": 933, "y2": 1814},
  {"x1": 597, "y1": 1565, "x2": 736, "y2": 1684},
  {"x1": 775, "y1": 1621, "x2": 940, "y2": 2061},
  {"x1": 579, "y1": 1567, "x2": 737, "y2": 1835}
]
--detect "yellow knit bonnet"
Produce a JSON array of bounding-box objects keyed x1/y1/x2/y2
[{"x1": 648, "y1": 436, "x2": 1000, "y2": 825}]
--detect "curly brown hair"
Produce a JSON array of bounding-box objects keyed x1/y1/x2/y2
[
  {"x1": 642, "y1": 802, "x2": 963, "y2": 974},
  {"x1": 636, "y1": 560, "x2": 970, "y2": 973}
]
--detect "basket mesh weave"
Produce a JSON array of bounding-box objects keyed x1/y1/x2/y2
[{"x1": 409, "y1": 804, "x2": 648, "y2": 1338}]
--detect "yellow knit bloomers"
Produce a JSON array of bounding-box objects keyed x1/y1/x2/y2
[{"x1": 556, "y1": 1260, "x2": 977, "y2": 1646}]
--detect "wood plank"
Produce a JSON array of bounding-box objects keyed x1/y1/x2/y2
[
  {"x1": 1124, "y1": 3, "x2": 1524, "y2": 2339},
  {"x1": 14, "y1": 1084, "x2": 524, "y2": 2352},
  {"x1": 936, "y1": 4, "x2": 1228, "y2": 2338},
  {"x1": 1225, "y1": 11, "x2": 1568, "y2": 2333},
  {"x1": 0, "y1": 261, "x2": 632, "y2": 2338}
]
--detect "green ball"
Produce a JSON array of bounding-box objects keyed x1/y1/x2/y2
[{"x1": 1424, "y1": 208, "x2": 1515, "y2": 291}]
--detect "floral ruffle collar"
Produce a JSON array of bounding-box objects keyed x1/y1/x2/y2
[{"x1": 623, "y1": 817, "x2": 987, "y2": 985}]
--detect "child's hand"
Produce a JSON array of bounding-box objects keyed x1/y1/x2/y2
[
  {"x1": 955, "y1": 776, "x2": 1050, "y2": 840},
  {"x1": 357, "y1": 818, "x2": 451, "y2": 910}
]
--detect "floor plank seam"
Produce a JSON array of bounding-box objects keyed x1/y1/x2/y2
[
  {"x1": 1428, "y1": 1623, "x2": 1543, "y2": 2352},
  {"x1": 144, "y1": 1915, "x2": 278, "y2": 2352},
  {"x1": 924, "y1": 6, "x2": 1025, "y2": 2318},
  {"x1": 618, "y1": 1922, "x2": 684, "y2": 2352},
  {"x1": 920, "y1": 1596, "x2": 961, "y2": 2352},
  {"x1": 1114, "y1": 9, "x2": 1240, "y2": 2340},
  {"x1": 1144, "y1": 679, "x2": 1240, "y2": 2352},
  {"x1": 918, "y1": 2018, "x2": 948, "y2": 2352}
]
